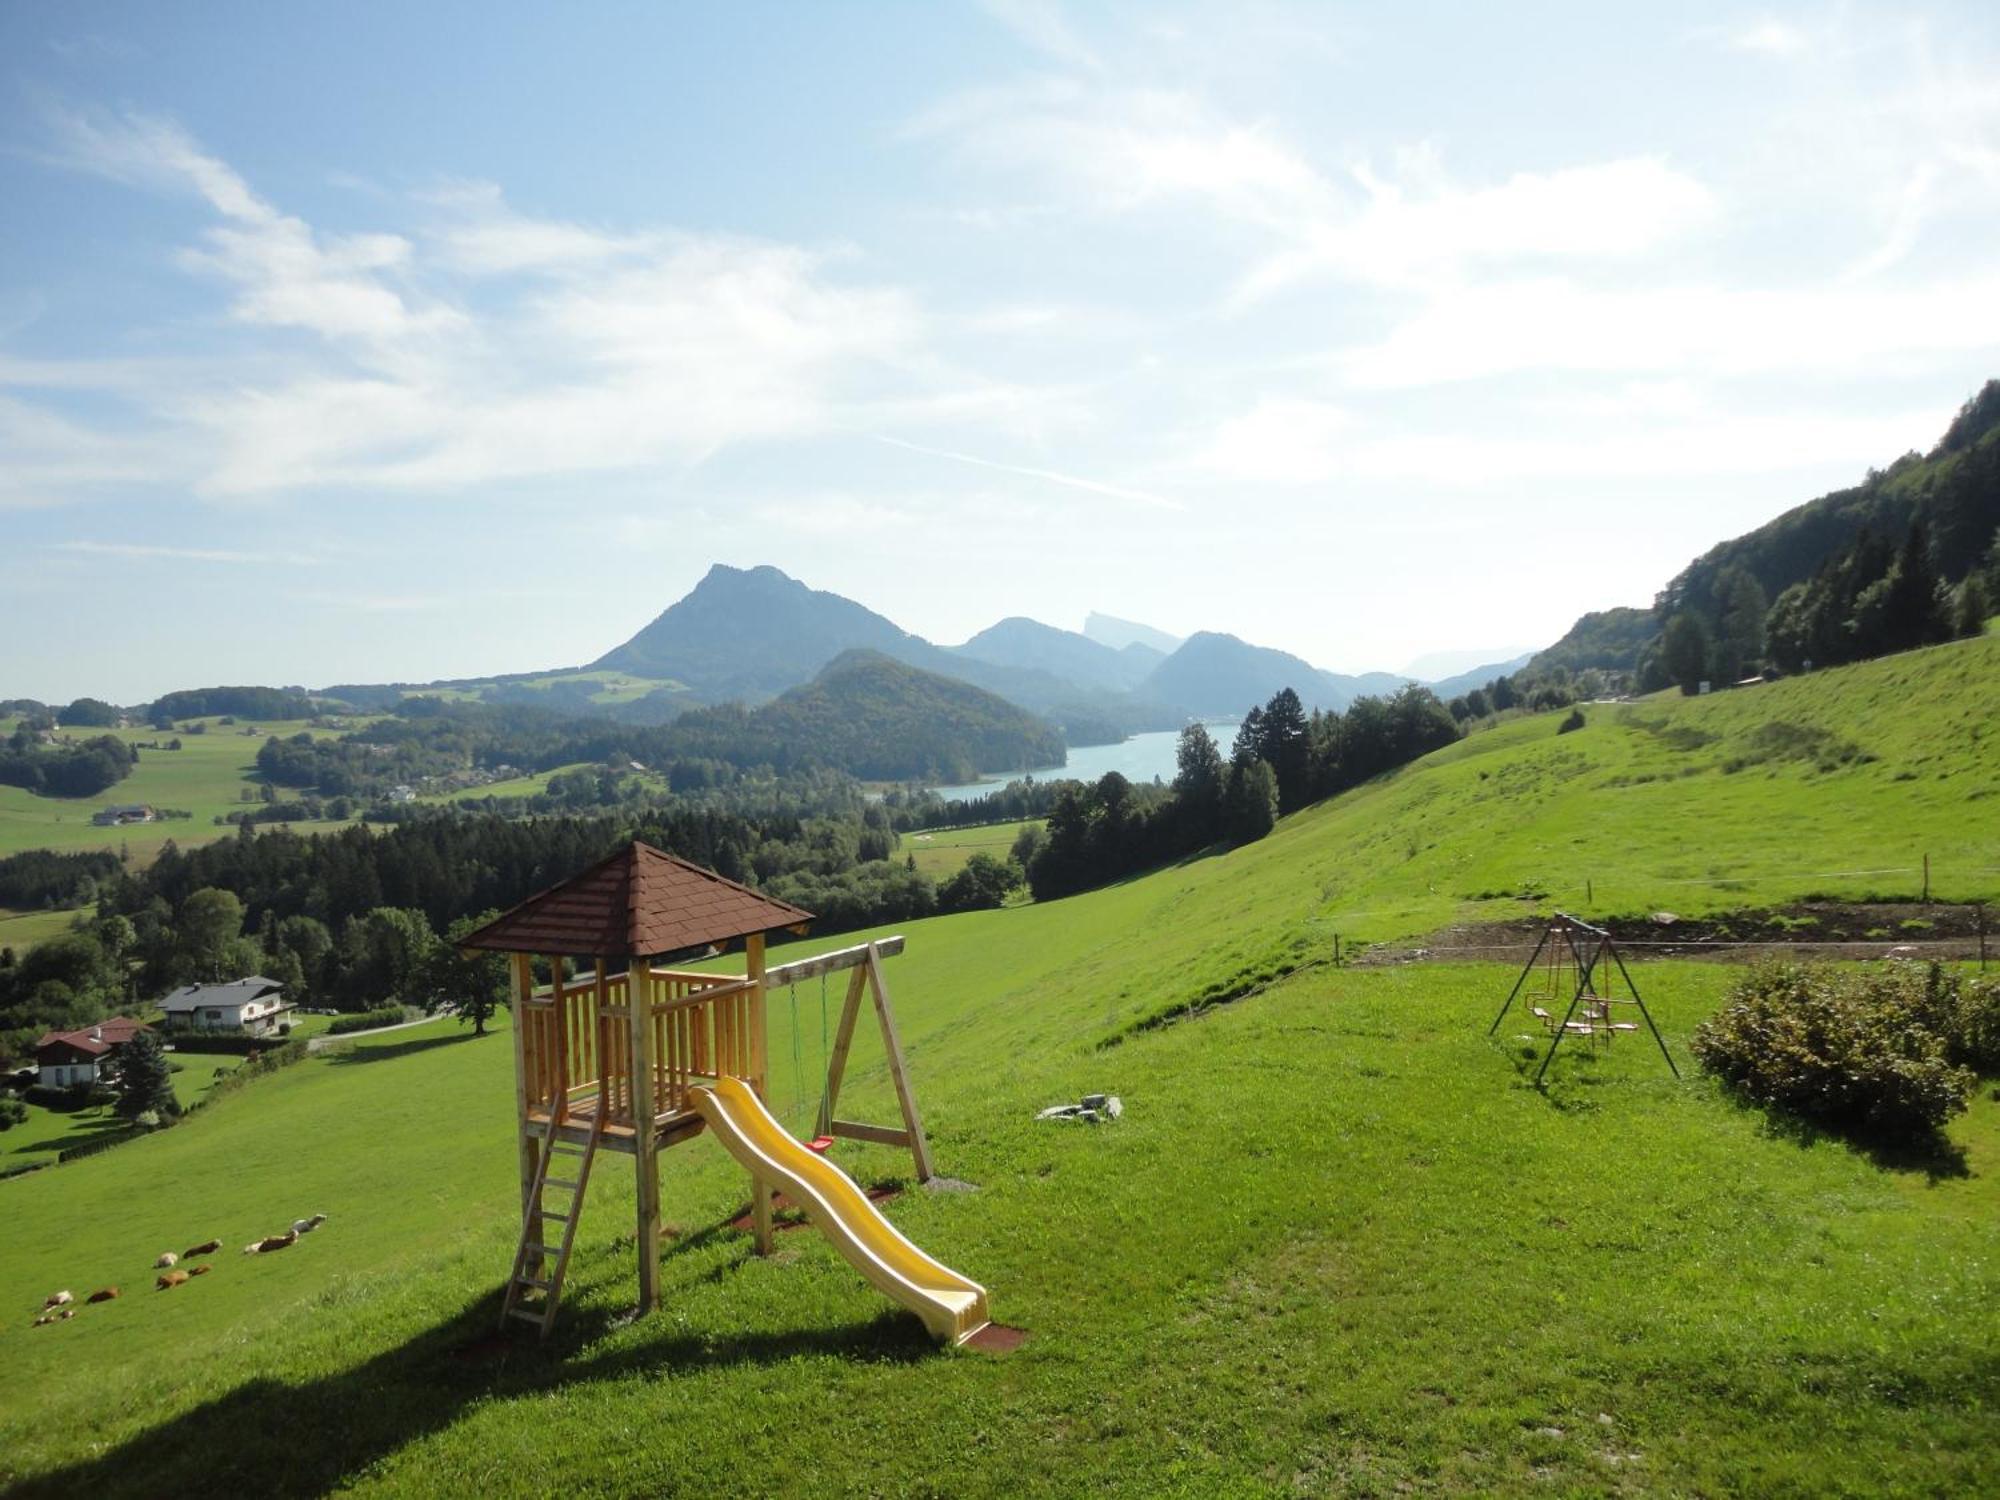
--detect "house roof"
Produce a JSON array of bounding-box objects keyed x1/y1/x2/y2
[
  {"x1": 458, "y1": 841, "x2": 814, "y2": 960},
  {"x1": 159, "y1": 977, "x2": 285, "y2": 1012},
  {"x1": 34, "y1": 1016, "x2": 151, "y2": 1056}
]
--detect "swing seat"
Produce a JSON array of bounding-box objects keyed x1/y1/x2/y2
[{"x1": 807, "y1": 1135, "x2": 835, "y2": 1155}]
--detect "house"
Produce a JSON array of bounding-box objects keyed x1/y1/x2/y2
[
  {"x1": 387, "y1": 784, "x2": 417, "y2": 803},
  {"x1": 91, "y1": 803, "x2": 157, "y2": 827},
  {"x1": 35, "y1": 1016, "x2": 152, "y2": 1089},
  {"x1": 157, "y1": 977, "x2": 293, "y2": 1036}
]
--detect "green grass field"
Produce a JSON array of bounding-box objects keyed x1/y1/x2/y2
[
  {"x1": 902, "y1": 819, "x2": 1040, "y2": 878},
  {"x1": 4, "y1": 1050, "x2": 251, "y2": 1169},
  {"x1": 0, "y1": 907, "x2": 82, "y2": 954},
  {"x1": 2, "y1": 635, "x2": 1997, "y2": 1495},
  {"x1": 405, "y1": 669, "x2": 687, "y2": 708},
  {"x1": 0, "y1": 718, "x2": 357, "y2": 860}
]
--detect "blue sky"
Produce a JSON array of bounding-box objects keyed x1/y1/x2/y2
[{"x1": 4, "y1": 1, "x2": 1999, "y2": 702}]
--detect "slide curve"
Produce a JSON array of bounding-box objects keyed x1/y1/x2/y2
[{"x1": 691, "y1": 1076, "x2": 989, "y2": 1346}]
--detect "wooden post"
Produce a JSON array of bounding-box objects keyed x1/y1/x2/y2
[
  {"x1": 745, "y1": 932, "x2": 773, "y2": 1256},
  {"x1": 628, "y1": 958, "x2": 661, "y2": 1313},
  {"x1": 508, "y1": 953, "x2": 542, "y2": 1278},
  {"x1": 867, "y1": 946, "x2": 934, "y2": 1182},
  {"x1": 817, "y1": 966, "x2": 868, "y2": 1138},
  {"x1": 1923, "y1": 853, "x2": 1930, "y2": 903},
  {"x1": 1980, "y1": 904, "x2": 1988, "y2": 972}
]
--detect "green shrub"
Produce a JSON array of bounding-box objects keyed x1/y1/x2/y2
[
  {"x1": 0, "y1": 1094, "x2": 26, "y2": 1131},
  {"x1": 327, "y1": 1006, "x2": 407, "y2": 1036},
  {"x1": 1691, "y1": 962, "x2": 1975, "y2": 1139}
]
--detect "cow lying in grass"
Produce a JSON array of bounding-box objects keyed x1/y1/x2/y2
[
  {"x1": 32, "y1": 1306, "x2": 76, "y2": 1327},
  {"x1": 155, "y1": 1251, "x2": 178, "y2": 1269},
  {"x1": 156, "y1": 1266, "x2": 211, "y2": 1290},
  {"x1": 42, "y1": 1290, "x2": 72, "y2": 1310},
  {"x1": 243, "y1": 1230, "x2": 297, "y2": 1255},
  {"x1": 182, "y1": 1239, "x2": 222, "y2": 1258},
  {"x1": 87, "y1": 1287, "x2": 119, "y2": 1303}
]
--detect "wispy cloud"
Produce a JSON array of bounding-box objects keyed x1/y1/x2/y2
[
  {"x1": 874, "y1": 434, "x2": 1187, "y2": 512},
  {"x1": 48, "y1": 540, "x2": 289, "y2": 564},
  {"x1": 14, "y1": 112, "x2": 1001, "y2": 503}
]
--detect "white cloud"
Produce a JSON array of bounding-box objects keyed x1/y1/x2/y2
[
  {"x1": 978, "y1": 0, "x2": 1100, "y2": 70},
  {"x1": 1187, "y1": 398, "x2": 1355, "y2": 485},
  {"x1": 19, "y1": 113, "x2": 994, "y2": 502},
  {"x1": 1336, "y1": 272, "x2": 2000, "y2": 387},
  {"x1": 1725, "y1": 20, "x2": 1812, "y2": 59}
]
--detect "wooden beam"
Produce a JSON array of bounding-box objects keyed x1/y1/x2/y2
[
  {"x1": 828, "y1": 1119, "x2": 912, "y2": 1148},
  {"x1": 627, "y1": 959, "x2": 661, "y2": 1313},
  {"x1": 867, "y1": 946, "x2": 934, "y2": 1182},
  {"x1": 764, "y1": 934, "x2": 906, "y2": 987},
  {"x1": 816, "y1": 965, "x2": 868, "y2": 1139},
  {"x1": 508, "y1": 953, "x2": 542, "y2": 1279},
  {"x1": 745, "y1": 932, "x2": 773, "y2": 1255}
]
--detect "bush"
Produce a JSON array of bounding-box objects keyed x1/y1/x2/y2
[
  {"x1": 0, "y1": 1094, "x2": 26, "y2": 1131},
  {"x1": 327, "y1": 1006, "x2": 407, "y2": 1036},
  {"x1": 24, "y1": 1082, "x2": 115, "y2": 1110},
  {"x1": 1691, "y1": 962, "x2": 1976, "y2": 1139},
  {"x1": 167, "y1": 1033, "x2": 295, "y2": 1057},
  {"x1": 1557, "y1": 708, "x2": 1586, "y2": 735}
]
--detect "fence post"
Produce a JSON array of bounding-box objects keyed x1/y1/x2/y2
[
  {"x1": 1923, "y1": 853, "x2": 1930, "y2": 903},
  {"x1": 1981, "y1": 903, "x2": 1989, "y2": 972}
]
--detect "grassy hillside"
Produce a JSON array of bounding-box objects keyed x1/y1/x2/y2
[
  {"x1": 0, "y1": 718, "x2": 357, "y2": 860},
  {"x1": 3, "y1": 634, "x2": 1996, "y2": 1495}
]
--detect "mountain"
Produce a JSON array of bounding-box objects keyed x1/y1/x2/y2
[
  {"x1": 1402, "y1": 647, "x2": 1536, "y2": 681},
  {"x1": 951, "y1": 617, "x2": 1158, "y2": 693},
  {"x1": 1424, "y1": 653, "x2": 1537, "y2": 700},
  {"x1": 661, "y1": 649, "x2": 1065, "y2": 783},
  {"x1": 593, "y1": 564, "x2": 925, "y2": 702},
  {"x1": 1139, "y1": 632, "x2": 1409, "y2": 718},
  {"x1": 1083, "y1": 611, "x2": 1183, "y2": 654}
]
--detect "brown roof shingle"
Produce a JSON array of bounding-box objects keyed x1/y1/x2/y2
[{"x1": 457, "y1": 841, "x2": 814, "y2": 959}]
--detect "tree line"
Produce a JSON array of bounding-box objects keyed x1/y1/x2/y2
[{"x1": 1026, "y1": 684, "x2": 1461, "y2": 901}]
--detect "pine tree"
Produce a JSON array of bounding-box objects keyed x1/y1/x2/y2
[{"x1": 114, "y1": 1030, "x2": 178, "y2": 1121}]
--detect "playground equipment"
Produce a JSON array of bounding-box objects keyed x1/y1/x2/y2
[
  {"x1": 459, "y1": 841, "x2": 986, "y2": 1344},
  {"x1": 1487, "y1": 913, "x2": 1679, "y2": 1083}
]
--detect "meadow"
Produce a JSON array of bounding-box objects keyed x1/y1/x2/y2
[
  {"x1": 901, "y1": 818, "x2": 1040, "y2": 878},
  {"x1": 0, "y1": 718, "x2": 357, "y2": 860},
  {"x1": 2, "y1": 634, "x2": 1997, "y2": 1495}
]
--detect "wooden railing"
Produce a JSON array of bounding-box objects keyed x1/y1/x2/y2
[{"x1": 519, "y1": 966, "x2": 758, "y2": 1128}]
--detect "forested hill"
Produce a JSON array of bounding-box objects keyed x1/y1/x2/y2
[
  {"x1": 664, "y1": 650, "x2": 1065, "y2": 783},
  {"x1": 1520, "y1": 379, "x2": 2000, "y2": 685},
  {"x1": 1659, "y1": 380, "x2": 2000, "y2": 624}
]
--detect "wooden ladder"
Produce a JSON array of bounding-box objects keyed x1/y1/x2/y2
[{"x1": 500, "y1": 1114, "x2": 601, "y2": 1338}]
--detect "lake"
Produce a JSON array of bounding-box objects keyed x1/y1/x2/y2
[{"x1": 930, "y1": 720, "x2": 1240, "y2": 804}]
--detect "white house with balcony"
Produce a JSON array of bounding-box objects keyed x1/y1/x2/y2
[{"x1": 157, "y1": 976, "x2": 294, "y2": 1036}]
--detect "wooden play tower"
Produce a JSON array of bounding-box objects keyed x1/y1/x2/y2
[{"x1": 459, "y1": 841, "x2": 977, "y2": 1343}]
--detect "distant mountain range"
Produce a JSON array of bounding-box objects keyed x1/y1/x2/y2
[{"x1": 587, "y1": 563, "x2": 1524, "y2": 731}]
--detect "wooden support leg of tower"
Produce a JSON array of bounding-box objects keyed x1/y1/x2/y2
[
  {"x1": 627, "y1": 959, "x2": 661, "y2": 1313},
  {"x1": 745, "y1": 934, "x2": 775, "y2": 1255},
  {"x1": 509, "y1": 953, "x2": 542, "y2": 1277}
]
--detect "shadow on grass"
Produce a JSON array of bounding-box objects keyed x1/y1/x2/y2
[
  {"x1": 7, "y1": 1280, "x2": 931, "y2": 1498},
  {"x1": 324, "y1": 1031, "x2": 485, "y2": 1067},
  {"x1": 1727, "y1": 1091, "x2": 1972, "y2": 1182},
  {"x1": 10, "y1": 1114, "x2": 133, "y2": 1157}
]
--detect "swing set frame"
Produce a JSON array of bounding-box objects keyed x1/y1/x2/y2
[
  {"x1": 767, "y1": 934, "x2": 933, "y2": 1181},
  {"x1": 1487, "y1": 913, "x2": 1679, "y2": 1083}
]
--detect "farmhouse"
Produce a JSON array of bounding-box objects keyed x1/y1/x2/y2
[
  {"x1": 158, "y1": 976, "x2": 293, "y2": 1036},
  {"x1": 91, "y1": 803, "x2": 157, "y2": 826},
  {"x1": 35, "y1": 1016, "x2": 153, "y2": 1088}
]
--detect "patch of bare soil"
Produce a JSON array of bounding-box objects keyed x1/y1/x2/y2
[{"x1": 1361, "y1": 902, "x2": 1993, "y2": 967}]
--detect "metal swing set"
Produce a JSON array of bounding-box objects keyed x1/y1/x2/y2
[{"x1": 1487, "y1": 913, "x2": 1679, "y2": 1083}]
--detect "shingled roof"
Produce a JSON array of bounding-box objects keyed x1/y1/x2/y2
[{"x1": 457, "y1": 841, "x2": 814, "y2": 959}]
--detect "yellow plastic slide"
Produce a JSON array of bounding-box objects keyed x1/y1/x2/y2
[{"x1": 690, "y1": 1076, "x2": 989, "y2": 1346}]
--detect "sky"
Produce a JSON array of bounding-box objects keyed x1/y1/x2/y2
[{"x1": 4, "y1": 1, "x2": 1999, "y2": 703}]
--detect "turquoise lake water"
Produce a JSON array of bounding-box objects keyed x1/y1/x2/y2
[{"x1": 930, "y1": 720, "x2": 1240, "y2": 803}]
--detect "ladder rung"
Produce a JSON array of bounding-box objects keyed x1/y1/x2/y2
[
  {"x1": 523, "y1": 1242, "x2": 556, "y2": 1258},
  {"x1": 515, "y1": 1276, "x2": 552, "y2": 1291},
  {"x1": 505, "y1": 1307, "x2": 547, "y2": 1325},
  {"x1": 549, "y1": 1144, "x2": 586, "y2": 1156},
  {"x1": 545, "y1": 1177, "x2": 582, "y2": 1191},
  {"x1": 540, "y1": 1210, "x2": 571, "y2": 1223}
]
